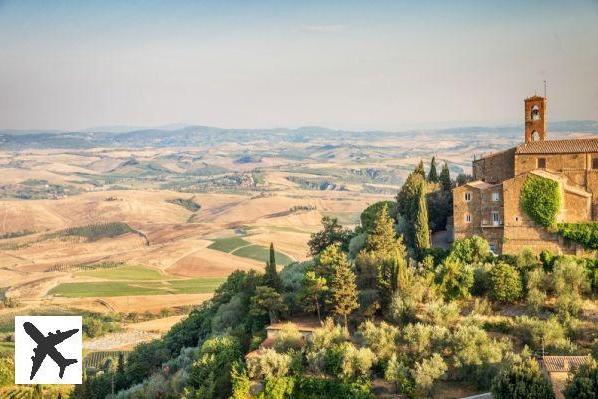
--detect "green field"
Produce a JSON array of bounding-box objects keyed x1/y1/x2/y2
[
  {"x1": 49, "y1": 277, "x2": 225, "y2": 298},
  {"x1": 231, "y1": 245, "x2": 294, "y2": 266},
  {"x1": 321, "y1": 211, "x2": 361, "y2": 225},
  {"x1": 207, "y1": 236, "x2": 250, "y2": 252},
  {"x1": 77, "y1": 265, "x2": 163, "y2": 280}
]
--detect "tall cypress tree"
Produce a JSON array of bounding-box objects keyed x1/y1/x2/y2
[
  {"x1": 439, "y1": 162, "x2": 452, "y2": 191},
  {"x1": 414, "y1": 160, "x2": 426, "y2": 178},
  {"x1": 264, "y1": 242, "x2": 281, "y2": 290},
  {"x1": 428, "y1": 156, "x2": 438, "y2": 183},
  {"x1": 414, "y1": 178, "x2": 430, "y2": 252},
  {"x1": 330, "y1": 252, "x2": 359, "y2": 329}
]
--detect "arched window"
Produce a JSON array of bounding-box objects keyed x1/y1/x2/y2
[
  {"x1": 531, "y1": 105, "x2": 540, "y2": 120},
  {"x1": 531, "y1": 130, "x2": 540, "y2": 141}
]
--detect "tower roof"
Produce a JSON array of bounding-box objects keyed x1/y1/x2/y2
[{"x1": 525, "y1": 95, "x2": 545, "y2": 101}]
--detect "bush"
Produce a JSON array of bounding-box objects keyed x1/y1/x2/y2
[
  {"x1": 488, "y1": 262, "x2": 523, "y2": 303},
  {"x1": 411, "y1": 353, "x2": 447, "y2": 397},
  {"x1": 272, "y1": 324, "x2": 304, "y2": 353},
  {"x1": 247, "y1": 349, "x2": 292, "y2": 379},
  {"x1": 449, "y1": 236, "x2": 491, "y2": 264},
  {"x1": 520, "y1": 174, "x2": 561, "y2": 227},
  {"x1": 563, "y1": 358, "x2": 598, "y2": 399},
  {"x1": 491, "y1": 350, "x2": 555, "y2": 399},
  {"x1": 355, "y1": 321, "x2": 399, "y2": 364},
  {"x1": 513, "y1": 316, "x2": 577, "y2": 354},
  {"x1": 556, "y1": 222, "x2": 598, "y2": 249},
  {"x1": 436, "y1": 255, "x2": 474, "y2": 300}
]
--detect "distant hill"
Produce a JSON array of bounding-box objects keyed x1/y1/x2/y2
[{"x1": 0, "y1": 121, "x2": 597, "y2": 150}]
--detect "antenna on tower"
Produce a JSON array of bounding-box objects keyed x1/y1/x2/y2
[{"x1": 544, "y1": 80, "x2": 547, "y2": 98}]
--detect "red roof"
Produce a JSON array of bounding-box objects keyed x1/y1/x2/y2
[{"x1": 516, "y1": 137, "x2": 598, "y2": 154}]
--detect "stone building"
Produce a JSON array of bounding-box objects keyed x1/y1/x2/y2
[{"x1": 453, "y1": 95, "x2": 598, "y2": 255}]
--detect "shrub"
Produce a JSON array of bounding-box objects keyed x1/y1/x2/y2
[
  {"x1": 526, "y1": 268, "x2": 548, "y2": 313},
  {"x1": 436, "y1": 255, "x2": 474, "y2": 300},
  {"x1": 247, "y1": 349, "x2": 292, "y2": 379},
  {"x1": 411, "y1": 353, "x2": 447, "y2": 397},
  {"x1": 563, "y1": 358, "x2": 598, "y2": 399},
  {"x1": 449, "y1": 236, "x2": 491, "y2": 264},
  {"x1": 355, "y1": 321, "x2": 399, "y2": 364},
  {"x1": 553, "y1": 258, "x2": 591, "y2": 319},
  {"x1": 421, "y1": 299, "x2": 460, "y2": 327},
  {"x1": 472, "y1": 263, "x2": 492, "y2": 296},
  {"x1": 513, "y1": 316, "x2": 577, "y2": 354},
  {"x1": 556, "y1": 222, "x2": 598, "y2": 250},
  {"x1": 402, "y1": 323, "x2": 449, "y2": 361},
  {"x1": 520, "y1": 174, "x2": 561, "y2": 227},
  {"x1": 491, "y1": 350, "x2": 555, "y2": 399},
  {"x1": 488, "y1": 262, "x2": 523, "y2": 303},
  {"x1": 273, "y1": 324, "x2": 304, "y2": 353}
]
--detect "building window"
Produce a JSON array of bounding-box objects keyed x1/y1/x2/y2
[
  {"x1": 592, "y1": 158, "x2": 598, "y2": 170},
  {"x1": 464, "y1": 192, "x2": 472, "y2": 202},
  {"x1": 515, "y1": 216, "x2": 519, "y2": 222},
  {"x1": 492, "y1": 192, "x2": 500, "y2": 202},
  {"x1": 537, "y1": 158, "x2": 546, "y2": 169},
  {"x1": 489, "y1": 243, "x2": 497, "y2": 254},
  {"x1": 492, "y1": 211, "x2": 500, "y2": 224},
  {"x1": 465, "y1": 213, "x2": 471, "y2": 223}
]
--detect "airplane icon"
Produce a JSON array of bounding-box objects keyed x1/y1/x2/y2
[{"x1": 23, "y1": 321, "x2": 79, "y2": 380}]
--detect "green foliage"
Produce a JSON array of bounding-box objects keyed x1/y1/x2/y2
[
  {"x1": 328, "y1": 247, "x2": 359, "y2": 327},
  {"x1": 428, "y1": 156, "x2": 438, "y2": 183},
  {"x1": 50, "y1": 222, "x2": 135, "y2": 241},
  {"x1": 439, "y1": 162, "x2": 452, "y2": 191},
  {"x1": 298, "y1": 271, "x2": 328, "y2": 321},
  {"x1": 513, "y1": 316, "x2": 577, "y2": 354},
  {"x1": 250, "y1": 286, "x2": 288, "y2": 323},
  {"x1": 247, "y1": 349, "x2": 292, "y2": 379},
  {"x1": 411, "y1": 353, "x2": 447, "y2": 397},
  {"x1": 556, "y1": 222, "x2": 598, "y2": 249},
  {"x1": 563, "y1": 358, "x2": 598, "y2": 399},
  {"x1": 450, "y1": 236, "x2": 491, "y2": 264},
  {"x1": 489, "y1": 262, "x2": 523, "y2": 303},
  {"x1": 451, "y1": 324, "x2": 511, "y2": 389},
  {"x1": 308, "y1": 217, "x2": 352, "y2": 256},
  {"x1": 363, "y1": 203, "x2": 403, "y2": 255},
  {"x1": 359, "y1": 201, "x2": 397, "y2": 232},
  {"x1": 491, "y1": 350, "x2": 555, "y2": 399},
  {"x1": 187, "y1": 335, "x2": 242, "y2": 399},
  {"x1": 0, "y1": 355, "x2": 14, "y2": 388},
  {"x1": 427, "y1": 188, "x2": 452, "y2": 232},
  {"x1": 526, "y1": 268, "x2": 548, "y2": 313},
  {"x1": 413, "y1": 178, "x2": 430, "y2": 251},
  {"x1": 384, "y1": 353, "x2": 414, "y2": 396},
  {"x1": 414, "y1": 160, "x2": 426, "y2": 178},
  {"x1": 166, "y1": 197, "x2": 201, "y2": 212},
  {"x1": 520, "y1": 174, "x2": 561, "y2": 227},
  {"x1": 264, "y1": 243, "x2": 282, "y2": 290},
  {"x1": 356, "y1": 321, "x2": 400, "y2": 364},
  {"x1": 553, "y1": 257, "x2": 590, "y2": 319},
  {"x1": 436, "y1": 255, "x2": 474, "y2": 300}
]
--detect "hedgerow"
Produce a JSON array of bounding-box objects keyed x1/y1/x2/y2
[
  {"x1": 556, "y1": 222, "x2": 598, "y2": 250},
  {"x1": 520, "y1": 175, "x2": 560, "y2": 227}
]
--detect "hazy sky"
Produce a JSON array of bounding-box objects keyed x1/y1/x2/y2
[{"x1": 1, "y1": 0, "x2": 597, "y2": 131}]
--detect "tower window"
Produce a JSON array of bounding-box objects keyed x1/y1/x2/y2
[
  {"x1": 465, "y1": 213, "x2": 471, "y2": 223},
  {"x1": 492, "y1": 192, "x2": 500, "y2": 202},
  {"x1": 464, "y1": 192, "x2": 472, "y2": 202},
  {"x1": 592, "y1": 158, "x2": 598, "y2": 170},
  {"x1": 531, "y1": 105, "x2": 540, "y2": 120},
  {"x1": 531, "y1": 131, "x2": 540, "y2": 141},
  {"x1": 537, "y1": 158, "x2": 546, "y2": 169}
]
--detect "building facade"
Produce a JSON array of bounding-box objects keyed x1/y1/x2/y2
[{"x1": 453, "y1": 95, "x2": 598, "y2": 255}]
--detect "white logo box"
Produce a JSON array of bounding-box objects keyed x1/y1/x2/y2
[{"x1": 15, "y1": 316, "x2": 83, "y2": 384}]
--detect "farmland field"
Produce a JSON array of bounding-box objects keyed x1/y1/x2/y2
[
  {"x1": 231, "y1": 244, "x2": 294, "y2": 266},
  {"x1": 77, "y1": 265, "x2": 164, "y2": 280},
  {"x1": 207, "y1": 236, "x2": 251, "y2": 252},
  {"x1": 49, "y1": 277, "x2": 226, "y2": 298}
]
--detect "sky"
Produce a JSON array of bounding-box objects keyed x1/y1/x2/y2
[{"x1": 0, "y1": 0, "x2": 597, "y2": 131}]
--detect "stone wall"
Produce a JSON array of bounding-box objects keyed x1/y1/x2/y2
[{"x1": 473, "y1": 148, "x2": 515, "y2": 184}]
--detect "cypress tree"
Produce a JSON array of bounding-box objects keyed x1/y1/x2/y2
[
  {"x1": 264, "y1": 242, "x2": 281, "y2": 290},
  {"x1": 439, "y1": 162, "x2": 452, "y2": 191},
  {"x1": 329, "y1": 248, "x2": 359, "y2": 328},
  {"x1": 428, "y1": 156, "x2": 438, "y2": 182},
  {"x1": 414, "y1": 178, "x2": 430, "y2": 251},
  {"x1": 365, "y1": 203, "x2": 399, "y2": 255},
  {"x1": 414, "y1": 160, "x2": 426, "y2": 178}
]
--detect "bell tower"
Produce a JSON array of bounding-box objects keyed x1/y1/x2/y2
[{"x1": 524, "y1": 95, "x2": 547, "y2": 143}]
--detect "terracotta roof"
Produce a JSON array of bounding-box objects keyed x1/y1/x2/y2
[
  {"x1": 464, "y1": 181, "x2": 498, "y2": 190},
  {"x1": 540, "y1": 356, "x2": 590, "y2": 372},
  {"x1": 516, "y1": 137, "x2": 598, "y2": 154}
]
